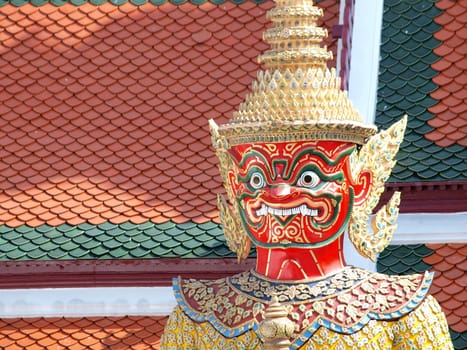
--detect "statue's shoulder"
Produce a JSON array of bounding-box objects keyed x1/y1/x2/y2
[
  {"x1": 172, "y1": 270, "x2": 261, "y2": 336},
  {"x1": 171, "y1": 267, "x2": 434, "y2": 345}
]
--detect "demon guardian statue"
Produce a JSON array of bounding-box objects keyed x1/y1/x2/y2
[{"x1": 161, "y1": 1, "x2": 453, "y2": 348}]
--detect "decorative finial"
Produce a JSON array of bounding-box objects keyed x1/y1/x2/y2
[
  {"x1": 259, "y1": 0, "x2": 332, "y2": 70},
  {"x1": 258, "y1": 295, "x2": 295, "y2": 349}
]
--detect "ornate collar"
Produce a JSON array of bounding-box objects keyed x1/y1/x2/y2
[{"x1": 173, "y1": 267, "x2": 433, "y2": 349}]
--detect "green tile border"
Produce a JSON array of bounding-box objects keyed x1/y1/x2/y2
[{"x1": 0, "y1": 221, "x2": 242, "y2": 260}]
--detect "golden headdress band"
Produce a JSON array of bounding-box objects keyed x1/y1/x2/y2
[{"x1": 214, "y1": 0, "x2": 377, "y2": 146}]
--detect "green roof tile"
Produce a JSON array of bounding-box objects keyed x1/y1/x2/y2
[
  {"x1": 82, "y1": 240, "x2": 101, "y2": 250},
  {"x1": 172, "y1": 245, "x2": 192, "y2": 256},
  {"x1": 63, "y1": 228, "x2": 83, "y2": 239},
  {"x1": 15, "y1": 225, "x2": 33, "y2": 234},
  {"x1": 11, "y1": 236, "x2": 29, "y2": 246},
  {"x1": 60, "y1": 241, "x2": 79, "y2": 252},
  {"x1": 450, "y1": 329, "x2": 467, "y2": 350},
  {"x1": 0, "y1": 237, "x2": 7, "y2": 247},
  {"x1": 0, "y1": 220, "x2": 247, "y2": 261},
  {"x1": 36, "y1": 225, "x2": 54, "y2": 233},
  {"x1": 182, "y1": 239, "x2": 203, "y2": 250},
  {"x1": 6, "y1": 250, "x2": 27, "y2": 259},
  {"x1": 51, "y1": 236, "x2": 71, "y2": 245},
  {"x1": 0, "y1": 243, "x2": 16, "y2": 254},
  {"x1": 115, "y1": 235, "x2": 131, "y2": 244},
  {"x1": 91, "y1": 246, "x2": 109, "y2": 256},
  {"x1": 48, "y1": 248, "x2": 68, "y2": 259},
  {"x1": 151, "y1": 246, "x2": 172, "y2": 256},
  {"x1": 143, "y1": 227, "x2": 162, "y2": 237},
  {"x1": 123, "y1": 241, "x2": 140, "y2": 250},
  {"x1": 192, "y1": 246, "x2": 214, "y2": 257},
  {"x1": 108, "y1": 247, "x2": 129, "y2": 258},
  {"x1": 72, "y1": 234, "x2": 92, "y2": 245},
  {"x1": 18, "y1": 242, "x2": 39, "y2": 252},
  {"x1": 23, "y1": 230, "x2": 42, "y2": 241},
  {"x1": 131, "y1": 233, "x2": 151, "y2": 244},
  {"x1": 102, "y1": 238, "x2": 123, "y2": 250},
  {"x1": 153, "y1": 232, "x2": 171, "y2": 244},
  {"x1": 68, "y1": 247, "x2": 90, "y2": 258},
  {"x1": 129, "y1": 247, "x2": 151, "y2": 258},
  {"x1": 2, "y1": 230, "x2": 20, "y2": 241},
  {"x1": 95, "y1": 233, "x2": 113, "y2": 243},
  {"x1": 125, "y1": 228, "x2": 144, "y2": 237},
  {"x1": 377, "y1": 0, "x2": 466, "y2": 182},
  {"x1": 85, "y1": 227, "x2": 104, "y2": 238},
  {"x1": 377, "y1": 244, "x2": 433, "y2": 275},
  {"x1": 78, "y1": 222, "x2": 96, "y2": 231},
  {"x1": 140, "y1": 239, "x2": 159, "y2": 250},
  {"x1": 160, "y1": 239, "x2": 181, "y2": 249},
  {"x1": 27, "y1": 248, "x2": 48, "y2": 259},
  {"x1": 40, "y1": 241, "x2": 59, "y2": 251}
]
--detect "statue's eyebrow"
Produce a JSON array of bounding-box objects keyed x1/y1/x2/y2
[{"x1": 238, "y1": 150, "x2": 270, "y2": 168}]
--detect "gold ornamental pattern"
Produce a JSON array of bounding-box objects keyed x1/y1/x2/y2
[{"x1": 174, "y1": 267, "x2": 433, "y2": 340}]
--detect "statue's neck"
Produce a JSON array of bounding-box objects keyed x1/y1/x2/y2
[{"x1": 255, "y1": 236, "x2": 346, "y2": 280}]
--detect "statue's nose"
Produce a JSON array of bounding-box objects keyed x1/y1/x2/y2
[{"x1": 269, "y1": 185, "x2": 291, "y2": 197}]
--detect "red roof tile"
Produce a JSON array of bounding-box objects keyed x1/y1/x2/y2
[
  {"x1": 0, "y1": 316, "x2": 167, "y2": 349},
  {"x1": 424, "y1": 244, "x2": 467, "y2": 333},
  {"x1": 0, "y1": 2, "x2": 340, "y2": 228},
  {"x1": 426, "y1": 0, "x2": 467, "y2": 147}
]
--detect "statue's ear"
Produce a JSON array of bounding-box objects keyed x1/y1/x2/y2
[{"x1": 348, "y1": 116, "x2": 407, "y2": 261}]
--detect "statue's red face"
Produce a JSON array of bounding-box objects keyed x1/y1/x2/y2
[{"x1": 228, "y1": 141, "x2": 361, "y2": 248}]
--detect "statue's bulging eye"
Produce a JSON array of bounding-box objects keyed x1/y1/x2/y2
[
  {"x1": 298, "y1": 171, "x2": 320, "y2": 188},
  {"x1": 249, "y1": 172, "x2": 265, "y2": 190}
]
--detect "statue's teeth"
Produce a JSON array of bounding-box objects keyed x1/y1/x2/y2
[{"x1": 255, "y1": 204, "x2": 317, "y2": 217}]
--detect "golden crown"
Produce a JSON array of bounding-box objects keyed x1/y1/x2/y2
[{"x1": 212, "y1": 0, "x2": 377, "y2": 146}]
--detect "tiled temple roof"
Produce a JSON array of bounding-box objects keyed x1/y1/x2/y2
[
  {"x1": 426, "y1": 0, "x2": 467, "y2": 147},
  {"x1": 0, "y1": 316, "x2": 168, "y2": 349},
  {"x1": 0, "y1": 2, "x2": 270, "y2": 228},
  {"x1": 0, "y1": 1, "x2": 339, "y2": 230},
  {"x1": 376, "y1": 0, "x2": 466, "y2": 183}
]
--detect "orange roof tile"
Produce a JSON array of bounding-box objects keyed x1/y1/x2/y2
[
  {"x1": 0, "y1": 316, "x2": 167, "y2": 350},
  {"x1": 426, "y1": 0, "x2": 467, "y2": 147},
  {"x1": 0, "y1": 2, "x2": 340, "y2": 228},
  {"x1": 424, "y1": 244, "x2": 467, "y2": 333}
]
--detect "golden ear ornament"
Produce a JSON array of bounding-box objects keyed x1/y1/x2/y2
[
  {"x1": 210, "y1": 120, "x2": 252, "y2": 261},
  {"x1": 348, "y1": 116, "x2": 408, "y2": 261}
]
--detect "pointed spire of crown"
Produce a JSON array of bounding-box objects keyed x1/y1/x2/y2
[
  {"x1": 259, "y1": 0, "x2": 332, "y2": 70},
  {"x1": 211, "y1": 0, "x2": 377, "y2": 148}
]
